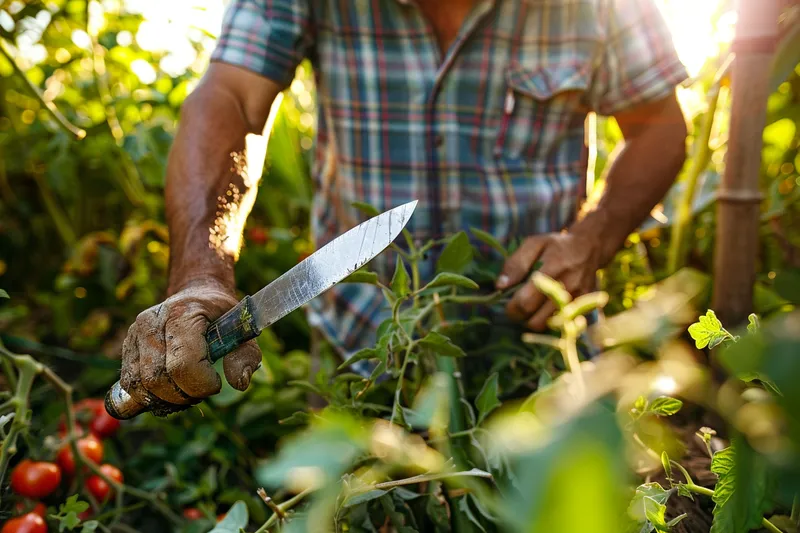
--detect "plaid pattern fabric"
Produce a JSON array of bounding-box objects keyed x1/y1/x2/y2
[{"x1": 211, "y1": 0, "x2": 688, "y2": 369}]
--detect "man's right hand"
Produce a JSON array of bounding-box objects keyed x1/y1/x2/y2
[{"x1": 119, "y1": 280, "x2": 262, "y2": 416}]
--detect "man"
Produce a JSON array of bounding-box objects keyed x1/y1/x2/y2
[{"x1": 118, "y1": 0, "x2": 688, "y2": 414}]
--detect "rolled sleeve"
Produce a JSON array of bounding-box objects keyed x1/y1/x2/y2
[
  {"x1": 588, "y1": 0, "x2": 689, "y2": 116},
  {"x1": 210, "y1": 0, "x2": 314, "y2": 88}
]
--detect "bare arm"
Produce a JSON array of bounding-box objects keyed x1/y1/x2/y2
[
  {"x1": 570, "y1": 93, "x2": 688, "y2": 265},
  {"x1": 499, "y1": 93, "x2": 688, "y2": 330},
  {"x1": 114, "y1": 64, "x2": 287, "y2": 417},
  {"x1": 165, "y1": 62, "x2": 284, "y2": 295}
]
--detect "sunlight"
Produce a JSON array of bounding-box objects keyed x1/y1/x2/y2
[{"x1": 657, "y1": 0, "x2": 736, "y2": 78}]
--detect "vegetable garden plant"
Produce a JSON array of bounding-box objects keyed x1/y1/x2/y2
[{"x1": 1, "y1": 0, "x2": 800, "y2": 531}]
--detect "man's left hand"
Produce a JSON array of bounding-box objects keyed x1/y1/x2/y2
[{"x1": 496, "y1": 232, "x2": 602, "y2": 331}]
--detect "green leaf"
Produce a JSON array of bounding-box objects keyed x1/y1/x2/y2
[
  {"x1": 633, "y1": 396, "x2": 648, "y2": 414},
  {"x1": 470, "y1": 227, "x2": 508, "y2": 258},
  {"x1": 661, "y1": 452, "x2": 672, "y2": 485},
  {"x1": 422, "y1": 272, "x2": 479, "y2": 291},
  {"x1": 406, "y1": 374, "x2": 450, "y2": 431},
  {"x1": 80, "y1": 522, "x2": 99, "y2": 533},
  {"x1": 746, "y1": 314, "x2": 760, "y2": 335},
  {"x1": 418, "y1": 331, "x2": 466, "y2": 358},
  {"x1": 643, "y1": 496, "x2": 669, "y2": 532},
  {"x1": 457, "y1": 496, "x2": 488, "y2": 532},
  {"x1": 769, "y1": 23, "x2": 800, "y2": 92},
  {"x1": 344, "y1": 489, "x2": 389, "y2": 508},
  {"x1": 255, "y1": 413, "x2": 369, "y2": 490},
  {"x1": 352, "y1": 201, "x2": 380, "y2": 218},
  {"x1": 476, "y1": 373, "x2": 500, "y2": 425},
  {"x1": 278, "y1": 411, "x2": 311, "y2": 426},
  {"x1": 537, "y1": 370, "x2": 553, "y2": 390},
  {"x1": 0, "y1": 289, "x2": 8, "y2": 298},
  {"x1": 338, "y1": 347, "x2": 378, "y2": 370},
  {"x1": 648, "y1": 397, "x2": 683, "y2": 417},
  {"x1": 709, "y1": 438, "x2": 771, "y2": 533},
  {"x1": 391, "y1": 256, "x2": 410, "y2": 298},
  {"x1": 343, "y1": 270, "x2": 379, "y2": 285},
  {"x1": 55, "y1": 495, "x2": 90, "y2": 532},
  {"x1": 688, "y1": 310, "x2": 728, "y2": 349},
  {"x1": 209, "y1": 501, "x2": 248, "y2": 533},
  {"x1": 436, "y1": 231, "x2": 473, "y2": 274},
  {"x1": 628, "y1": 483, "x2": 672, "y2": 522}
]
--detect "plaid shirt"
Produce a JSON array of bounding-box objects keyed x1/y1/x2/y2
[{"x1": 211, "y1": 0, "x2": 688, "y2": 365}]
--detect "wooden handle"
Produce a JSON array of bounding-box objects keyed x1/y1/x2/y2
[{"x1": 104, "y1": 296, "x2": 261, "y2": 420}]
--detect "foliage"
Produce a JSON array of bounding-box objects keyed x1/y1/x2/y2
[{"x1": 0, "y1": 0, "x2": 799, "y2": 532}]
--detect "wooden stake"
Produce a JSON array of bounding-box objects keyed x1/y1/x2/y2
[{"x1": 712, "y1": 0, "x2": 781, "y2": 326}]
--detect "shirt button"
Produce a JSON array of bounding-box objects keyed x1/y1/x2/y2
[{"x1": 434, "y1": 135, "x2": 444, "y2": 147}]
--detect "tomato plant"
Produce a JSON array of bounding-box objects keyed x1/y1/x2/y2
[{"x1": 10, "y1": 460, "x2": 62, "y2": 500}]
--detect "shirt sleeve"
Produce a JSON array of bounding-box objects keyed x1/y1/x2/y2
[
  {"x1": 210, "y1": 0, "x2": 314, "y2": 89},
  {"x1": 587, "y1": 0, "x2": 689, "y2": 116}
]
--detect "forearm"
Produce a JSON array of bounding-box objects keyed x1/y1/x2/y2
[
  {"x1": 571, "y1": 112, "x2": 687, "y2": 267},
  {"x1": 165, "y1": 85, "x2": 263, "y2": 295}
]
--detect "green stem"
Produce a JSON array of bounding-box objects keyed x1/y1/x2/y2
[
  {"x1": 254, "y1": 487, "x2": 315, "y2": 533},
  {"x1": 666, "y1": 79, "x2": 722, "y2": 274},
  {"x1": 791, "y1": 494, "x2": 799, "y2": 524},
  {"x1": 762, "y1": 518, "x2": 785, "y2": 533},
  {"x1": 0, "y1": 38, "x2": 86, "y2": 139},
  {"x1": 31, "y1": 171, "x2": 77, "y2": 246},
  {"x1": 0, "y1": 356, "x2": 36, "y2": 486}
]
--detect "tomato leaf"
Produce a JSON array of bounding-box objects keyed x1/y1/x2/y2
[
  {"x1": 343, "y1": 270, "x2": 379, "y2": 285},
  {"x1": 628, "y1": 482, "x2": 672, "y2": 523},
  {"x1": 436, "y1": 231, "x2": 473, "y2": 274},
  {"x1": 391, "y1": 256, "x2": 410, "y2": 298},
  {"x1": 709, "y1": 438, "x2": 771, "y2": 533},
  {"x1": 470, "y1": 227, "x2": 508, "y2": 258},
  {"x1": 476, "y1": 373, "x2": 500, "y2": 425},
  {"x1": 209, "y1": 501, "x2": 249, "y2": 533},
  {"x1": 418, "y1": 331, "x2": 466, "y2": 358},
  {"x1": 688, "y1": 310, "x2": 730, "y2": 349},
  {"x1": 0, "y1": 289, "x2": 8, "y2": 298},
  {"x1": 422, "y1": 272, "x2": 479, "y2": 291},
  {"x1": 80, "y1": 522, "x2": 99, "y2": 533},
  {"x1": 54, "y1": 495, "x2": 90, "y2": 532},
  {"x1": 648, "y1": 397, "x2": 683, "y2": 417},
  {"x1": 344, "y1": 489, "x2": 389, "y2": 508},
  {"x1": 352, "y1": 201, "x2": 380, "y2": 218},
  {"x1": 746, "y1": 313, "x2": 760, "y2": 334}
]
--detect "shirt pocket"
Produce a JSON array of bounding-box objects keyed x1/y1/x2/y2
[{"x1": 494, "y1": 62, "x2": 591, "y2": 162}]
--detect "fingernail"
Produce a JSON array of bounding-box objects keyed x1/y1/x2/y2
[
  {"x1": 497, "y1": 275, "x2": 510, "y2": 289},
  {"x1": 238, "y1": 366, "x2": 253, "y2": 390}
]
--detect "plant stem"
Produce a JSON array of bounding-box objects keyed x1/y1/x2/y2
[
  {"x1": 254, "y1": 487, "x2": 316, "y2": 533},
  {"x1": 0, "y1": 38, "x2": 86, "y2": 139},
  {"x1": 762, "y1": 518, "x2": 785, "y2": 533},
  {"x1": 666, "y1": 73, "x2": 722, "y2": 274},
  {"x1": 791, "y1": 494, "x2": 799, "y2": 524}
]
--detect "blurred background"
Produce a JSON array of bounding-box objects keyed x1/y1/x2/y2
[{"x1": 0, "y1": 0, "x2": 798, "y2": 531}]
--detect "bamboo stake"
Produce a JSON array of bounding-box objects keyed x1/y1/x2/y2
[{"x1": 712, "y1": 0, "x2": 780, "y2": 326}]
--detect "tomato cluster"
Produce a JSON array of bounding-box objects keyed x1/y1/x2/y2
[{"x1": 3, "y1": 398, "x2": 124, "y2": 533}]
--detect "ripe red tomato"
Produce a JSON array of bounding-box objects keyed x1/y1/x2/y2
[
  {"x1": 77, "y1": 509, "x2": 93, "y2": 520},
  {"x1": 89, "y1": 410, "x2": 121, "y2": 439},
  {"x1": 247, "y1": 226, "x2": 269, "y2": 245},
  {"x1": 13, "y1": 502, "x2": 47, "y2": 517},
  {"x1": 57, "y1": 435, "x2": 104, "y2": 475},
  {"x1": 85, "y1": 464, "x2": 123, "y2": 501},
  {"x1": 75, "y1": 398, "x2": 105, "y2": 415},
  {"x1": 183, "y1": 508, "x2": 203, "y2": 520},
  {"x1": 58, "y1": 420, "x2": 86, "y2": 439},
  {"x1": 10, "y1": 460, "x2": 62, "y2": 499},
  {"x1": 1, "y1": 513, "x2": 47, "y2": 533}
]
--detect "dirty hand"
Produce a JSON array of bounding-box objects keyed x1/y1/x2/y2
[
  {"x1": 119, "y1": 280, "x2": 262, "y2": 416},
  {"x1": 496, "y1": 232, "x2": 602, "y2": 331}
]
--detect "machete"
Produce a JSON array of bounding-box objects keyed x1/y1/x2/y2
[{"x1": 105, "y1": 200, "x2": 417, "y2": 419}]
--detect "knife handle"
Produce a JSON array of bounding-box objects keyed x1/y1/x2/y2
[{"x1": 104, "y1": 296, "x2": 261, "y2": 420}]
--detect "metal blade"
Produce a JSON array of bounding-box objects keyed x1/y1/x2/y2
[{"x1": 250, "y1": 200, "x2": 417, "y2": 330}]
